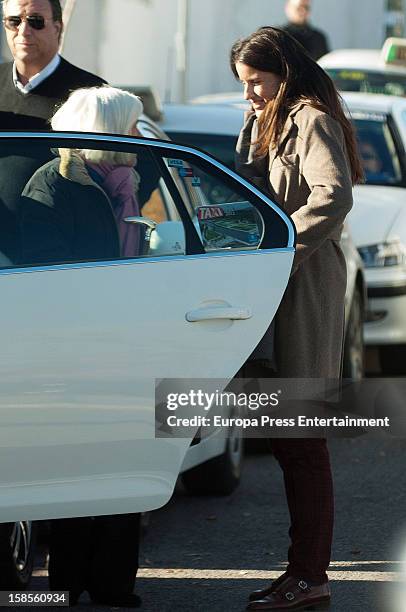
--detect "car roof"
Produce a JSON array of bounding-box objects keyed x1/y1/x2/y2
[
  {"x1": 341, "y1": 91, "x2": 406, "y2": 114},
  {"x1": 161, "y1": 103, "x2": 245, "y2": 136},
  {"x1": 319, "y1": 49, "x2": 406, "y2": 75},
  {"x1": 190, "y1": 90, "x2": 406, "y2": 114},
  {"x1": 191, "y1": 92, "x2": 248, "y2": 106}
]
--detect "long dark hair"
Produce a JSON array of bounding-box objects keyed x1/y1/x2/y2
[{"x1": 230, "y1": 27, "x2": 363, "y2": 184}]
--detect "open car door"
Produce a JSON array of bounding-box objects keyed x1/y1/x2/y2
[{"x1": 0, "y1": 133, "x2": 295, "y2": 521}]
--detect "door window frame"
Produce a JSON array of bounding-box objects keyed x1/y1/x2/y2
[{"x1": 0, "y1": 132, "x2": 296, "y2": 270}]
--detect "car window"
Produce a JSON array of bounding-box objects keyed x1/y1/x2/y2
[
  {"x1": 164, "y1": 132, "x2": 238, "y2": 170},
  {"x1": 0, "y1": 139, "x2": 189, "y2": 268},
  {"x1": 327, "y1": 69, "x2": 406, "y2": 97},
  {"x1": 161, "y1": 154, "x2": 266, "y2": 251},
  {"x1": 353, "y1": 117, "x2": 403, "y2": 185},
  {"x1": 151, "y1": 140, "x2": 291, "y2": 251},
  {"x1": 0, "y1": 136, "x2": 292, "y2": 268}
]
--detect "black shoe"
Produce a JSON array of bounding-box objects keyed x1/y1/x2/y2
[
  {"x1": 248, "y1": 572, "x2": 289, "y2": 602},
  {"x1": 90, "y1": 592, "x2": 142, "y2": 608}
]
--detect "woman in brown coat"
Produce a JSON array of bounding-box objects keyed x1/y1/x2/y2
[{"x1": 231, "y1": 27, "x2": 363, "y2": 611}]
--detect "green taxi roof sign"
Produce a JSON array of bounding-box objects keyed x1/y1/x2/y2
[{"x1": 381, "y1": 37, "x2": 406, "y2": 66}]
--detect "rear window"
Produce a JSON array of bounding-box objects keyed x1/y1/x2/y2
[{"x1": 327, "y1": 68, "x2": 406, "y2": 97}]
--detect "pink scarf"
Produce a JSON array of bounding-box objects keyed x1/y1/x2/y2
[{"x1": 86, "y1": 162, "x2": 141, "y2": 257}]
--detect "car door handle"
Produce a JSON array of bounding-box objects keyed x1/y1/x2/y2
[{"x1": 186, "y1": 306, "x2": 252, "y2": 322}]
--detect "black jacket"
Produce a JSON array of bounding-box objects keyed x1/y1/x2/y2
[
  {"x1": 20, "y1": 158, "x2": 120, "y2": 266},
  {"x1": 282, "y1": 23, "x2": 329, "y2": 61}
]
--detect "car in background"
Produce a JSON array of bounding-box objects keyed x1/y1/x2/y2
[
  {"x1": 318, "y1": 37, "x2": 406, "y2": 97},
  {"x1": 341, "y1": 93, "x2": 406, "y2": 375},
  {"x1": 154, "y1": 101, "x2": 366, "y2": 380}
]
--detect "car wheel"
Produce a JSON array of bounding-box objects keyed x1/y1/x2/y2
[
  {"x1": 379, "y1": 345, "x2": 406, "y2": 376},
  {"x1": 181, "y1": 416, "x2": 243, "y2": 495},
  {"x1": 343, "y1": 288, "x2": 364, "y2": 380},
  {"x1": 0, "y1": 522, "x2": 36, "y2": 589}
]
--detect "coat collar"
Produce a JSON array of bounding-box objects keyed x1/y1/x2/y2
[
  {"x1": 59, "y1": 148, "x2": 94, "y2": 186},
  {"x1": 58, "y1": 149, "x2": 111, "y2": 203},
  {"x1": 268, "y1": 100, "x2": 307, "y2": 166},
  {"x1": 287, "y1": 100, "x2": 307, "y2": 117}
]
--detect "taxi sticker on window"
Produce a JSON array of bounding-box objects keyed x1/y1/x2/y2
[
  {"x1": 197, "y1": 206, "x2": 225, "y2": 220},
  {"x1": 191, "y1": 177, "x2": 201, "y2": 186},
  {"x1": 197, "y1": 202, "x2": 262, "y2": 249},
  {"x1": 179, "y1": 167, "x2": 194, "y2": 177},
  {"x1": 168, "y1": 159, "x2": 185, "y2": 168}
]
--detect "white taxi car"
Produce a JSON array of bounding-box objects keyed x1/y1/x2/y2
[
  {"x1": 342, "y1": 92, "x2": 406, "y2": 374},
  {"x1": 0, "y1": 130, "x2": 295, "y2": 585},
  {"x1": 318, "y1": 37, "x2": 406, "y2": 97}
]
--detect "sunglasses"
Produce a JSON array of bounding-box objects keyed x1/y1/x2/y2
[{"x1": 3, "y1": 15, "x2": 47, "y2": 31}]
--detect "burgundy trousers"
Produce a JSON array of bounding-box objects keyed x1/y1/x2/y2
[
  {"x1": 237, "y1": 362, "x2": 334, "y2": 584},
  {"x1": 270, "y1": 438, "x2": 334, "y2": 584}
]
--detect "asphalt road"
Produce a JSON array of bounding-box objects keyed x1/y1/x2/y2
[{"x1": 30, "y1": 436, "x2": 406, "y2": 612}]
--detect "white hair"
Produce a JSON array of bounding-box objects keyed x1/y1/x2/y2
[{"x1": 51, "y1": 86, "x2": 144, "y2": 164}]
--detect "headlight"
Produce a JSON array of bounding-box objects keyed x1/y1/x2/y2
[{"x1": 358, "y1": 238, "x2": 406, "y2": 268}]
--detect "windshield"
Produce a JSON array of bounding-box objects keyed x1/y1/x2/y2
[
  {"x1": 353, "y1": 116, "x2": 403, "y2": 185},
  {"x1": 327, "y1": 68, "x2": 406, "y2": 97}
]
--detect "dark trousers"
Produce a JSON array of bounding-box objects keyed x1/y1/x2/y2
[
  {"x1": 270, "y1": 438, "x2": 334, "y2": 584},
  {"x1": 48, "y1": 513, "x2": 140, "y2": 601},
  {"x1": 238, "y1": 361, "x2": 334, "y2": 584}
]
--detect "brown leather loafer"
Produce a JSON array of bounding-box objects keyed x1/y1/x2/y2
[
  {"x1": 247, "y1": 576, "x2": 330, "y2": 610},
  {"x1": 248, "y1": 572, "x2": 289, "y2": 602}
]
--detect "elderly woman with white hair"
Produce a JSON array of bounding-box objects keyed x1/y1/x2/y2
[
  {"x1": 20, "y1": 87, "x2": 145, "y2": 608},
  {"x1": 20, "y1": 86, "x2": 144, "y2": 265}
]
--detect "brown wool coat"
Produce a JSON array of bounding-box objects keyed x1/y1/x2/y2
[{"x1": 236, "y1": 103, "x2": 353, "y2": 377}]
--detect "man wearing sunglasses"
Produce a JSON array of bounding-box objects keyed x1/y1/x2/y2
[{"x1": 0, "y1": 0, "x2": 106, "y2": 261}]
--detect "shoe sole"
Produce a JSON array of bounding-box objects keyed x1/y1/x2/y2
[
  {"x1": 249, "y1": 590, "x2": 275, "y2": 602},
  {"x1": 247, "y1": 598, "x2": 330, "y2": 611}
]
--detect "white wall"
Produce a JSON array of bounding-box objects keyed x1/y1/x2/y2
[
  {"x1": 2, "y1": 0, "x2": 400, "y2": 101},
  {"x1": 99, "y1": 0, "x2": 178, "y2": 91},
  {"x1": 308, "y1": 0, "x2": 387, "y2": 49},
  {"x1": 61, "y1": 0, "x2": 101, "y2": 74},
  {"x1": 62, "y1": 0, "x2": 394, "y2": 101}
]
